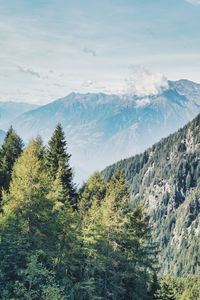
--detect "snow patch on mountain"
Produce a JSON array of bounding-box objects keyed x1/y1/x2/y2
[{"x1": 135, "y1": 97, "x2": 151, "y2": 108}]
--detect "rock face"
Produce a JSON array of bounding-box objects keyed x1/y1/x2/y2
[
  {"x1": 1, "y1": 79, "x2": 200, "y2": 182},
  {"x1": 102, "y1": 114, "x2": 200, "y2": 277}
]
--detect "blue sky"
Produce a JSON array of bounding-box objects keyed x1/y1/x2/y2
[{"x1": 0, "y1": 0, "x2": 200, "y2": 104}]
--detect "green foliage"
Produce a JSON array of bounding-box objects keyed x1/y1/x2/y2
[
  {"x1": 0, "y1": 126, "x2": 23, "y2": 202},
  {"x1": 2, "y1": 140, "x2": 52, "y2": 241},
  {"x1": 0, "y1": 122, "x2": 199, "y2": 299},
  {"x1": 78, "y1": 171, "x2": 106, "y2": 215},
  {"x1": 155, "y1": 276, "x2": 200, "y2": 300},
  {"x1": 102, "y1": 113, "x2": 200, "y2": 277},
  {"x1": 0, "y1": 140, "x2": 57, "y2": 298},
  {"x1": 12, "y1": 251, "x2": 58, "y2": 300},
  {"x1": 79, "y1": 167, "x2": 158, "y2": 299},
  {"x1": 47, "y1": 123, "x2": 76, "y2": 206}
]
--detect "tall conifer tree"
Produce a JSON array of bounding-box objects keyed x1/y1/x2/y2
[
  {"x1": 0, "y1": 126, "x2": 23, "y2": 201},
  {"x1": 0, "y1": 140, "x2": 57, "y2": 298},
  {"x1": 1, "y1": 140, "x2": 53, "y2": 246},
  {"x1": 80, "y1": 166, "x2": 157, "y2": 299},
  {"x1": 47, "y1": 123, "x2": 76, "y2": 206},
  {"x1": 78, "y1": 171, "x2": 106, "y2": 216}
]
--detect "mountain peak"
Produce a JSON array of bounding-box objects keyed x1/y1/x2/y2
[{"x1": 1, "y1": 79, "x2": 200, "y2": 184}]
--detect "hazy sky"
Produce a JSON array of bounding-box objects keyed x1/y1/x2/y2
[{"x1": 0, "y1": 0, "x2": 200, "y2": 104}]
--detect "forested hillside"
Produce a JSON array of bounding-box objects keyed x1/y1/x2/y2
[
  {"x1": 0, "y1": 123, "x2": 199, "y2": 299},
  {"x1": 102, "y1": 113, "x2": 200, "y2": 278}
]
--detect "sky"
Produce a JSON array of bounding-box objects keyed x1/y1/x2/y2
[{"x1": 0, "y1": 0, "x2": 200, "y2": 104}]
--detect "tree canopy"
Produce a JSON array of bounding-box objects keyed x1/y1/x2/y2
[{"x1": 0, "y1": 123, "x2": 199, "y2": 299}]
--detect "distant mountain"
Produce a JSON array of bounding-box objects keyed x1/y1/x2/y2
[
  {"x1": 11, "y1": 79, "x2": 200, "y2": 182},
  {"x1": 0, "y1": 129, "x2": 5, "y2": 145},
  {"x1": 102, "y1": 114, "x2": 200, "y2": 277},
  {"x1": 0, "y1": 102, "x2": 39, "y2": 130}
]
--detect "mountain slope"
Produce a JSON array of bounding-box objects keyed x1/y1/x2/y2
[
  {"x1": 11, "y1": 79, "x2": 200, "y2": 182},
  {"x1": 0, "y1": 102, "x2": 39, "y2": 130},
  {"x1": 102, "y1": 114, "x2": 200, "y2": 277}
]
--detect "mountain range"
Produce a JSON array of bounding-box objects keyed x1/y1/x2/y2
[
  {"x1": 102, "y1": 113, "x2": 200, "y2": 277},
  {"x1": 0, "y1": 79, "x2": 200, "y2": 183},
  {"x1": 0, "y1": 102, "x2": 38, "y2": 130}
]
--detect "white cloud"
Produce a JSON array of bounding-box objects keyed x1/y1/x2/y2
[
  {"x1": 125, "y1": 65, "x2": 169, "y2": 97},
  {"x1": 185, "y1": 0, "x2": 200, "y2": 5}
]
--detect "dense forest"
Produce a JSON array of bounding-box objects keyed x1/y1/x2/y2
[
  {"x1": 102, "y1": 114, "x2": 200, "y2": 278},
  {"x1": 0, "y1": 123, "x2": 199, "y2": 299}
]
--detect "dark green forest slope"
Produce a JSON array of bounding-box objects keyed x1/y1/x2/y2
[{"x1": 102, "y1": 113, "x2": 200, "y2": 277}]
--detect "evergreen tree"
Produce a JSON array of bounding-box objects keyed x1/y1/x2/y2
[
  {"x1": 155, "y1": 276, "x2": 200, "y2": 300},
  {"x1": 155, "y1": 278, "x2": 176, "y2": 300},
  {"x1": 35, "y1": 135, "x2": 46, "y2": 161},
  {"x1": 149, "y1": 272, "x2": 160, "y2": 300},
  {"x1": 78, "y1": 171, "x2": 106, "y2": 216},
  {"x1": 0, "y1": 140, "x2": 57, "y2": 298},
  {"x1": 105, "y1": 164, "x2": 129, "y2": 210},
  {"x1": 155, "y1": 277, "x2": 181, "y2": 300},
  {"x1": 80, "y1": 166, "x2": 157, "y2": 299},
  {"x1": 1, "y1": 139, "x2": 56, "y2": 241},
  {"x1": 0, "y1": 138, "x2": 84, "y2": 298},
  {"x1": 47, "y1": 123, "x2": 76, "y2": 206},
  {"x1": 0, "y1": 126, "x2": 23, "y2": 198},
  {"x1": 47, "y1": 167, "x2": 80, "y2": 285}
]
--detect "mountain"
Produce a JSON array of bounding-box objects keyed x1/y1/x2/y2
[
  {"x1": 11, "y1": 79, "x2": 200, "y2": 182},
  {"x1": 102, "y1": 114, "x2": 200, "y2": 277},
  {"x1": 0, "y1": 102, "x2": 39, "y2": 130}
]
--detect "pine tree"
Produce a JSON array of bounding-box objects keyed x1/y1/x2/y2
[
  {"x1": 105, "y1": 164, "x2": 129, "y2": 210},
  {"x1": 0, "y1": 140, "x2": 56, "y2": 298},
  {"x1": 35, "y1": 135, "x2": 46, "y2": 161},
  {"x1": 80, "y1": 166, "x2": 157, "y2": 299},
  {"x1": 1, "y1": 140, "x2": 53, "y2": 245},
  {"x1": 155, "y1": 277, "x2": 176, "y2": 300},
  {"x1": 0, "y1": 126, "x2": 23, "y2": 197},
  {"x1": 0, "y1": 138, "x2": 83, "y2": 298},
  {"x1": 149, "y1": 272, "x2": 160, "y2": 299},
  {"x1": 46, "y1": 123, "x2": 76, "y2": 207},
  {"x1": 78, "y1": 171, "x2": 106, "y2": 216},
  {"x1": 47, "y1": 167, "x2": 80, "y2": 284}
]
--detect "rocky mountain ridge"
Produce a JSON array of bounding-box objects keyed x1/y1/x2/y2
[{"x1": 1, "y1": 79, "x2": 200, "y2": 183}]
